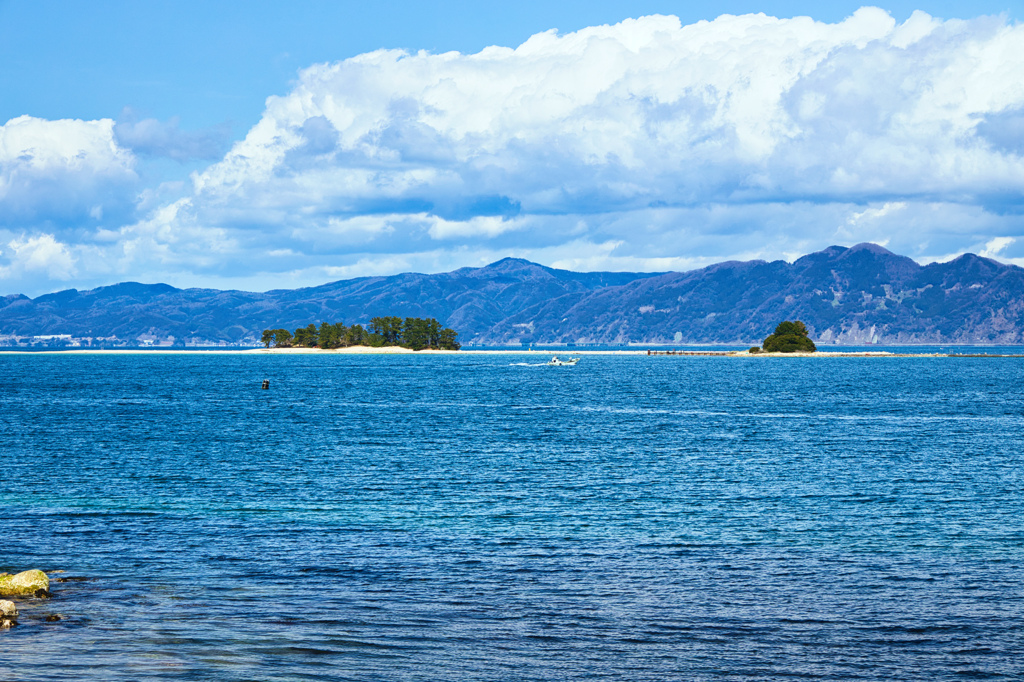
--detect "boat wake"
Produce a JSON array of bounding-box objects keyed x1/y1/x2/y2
[{"x1": 510, "y1": 357, "x2": 581, "y2": 367}]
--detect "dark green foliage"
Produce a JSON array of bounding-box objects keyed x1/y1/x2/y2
[
  {"x1": 346, "y1": 324, "x2": 368, "y2": 346},
  {"x1": 748, "y1": 346, "x2": 761, "y2": 354},
  {"x1": 368, "y1": 316, "x2": 404, "y2": 344},
  {"x1": 403, "y1": 317, "x2": 428, "y2": 350},
  {"x1": 318, "y1": 322, "x2": 342, "y2": 349},
  {"x1": 439, "y1": 328, "x2": 460, "y2": 350},
  {"x1": 772, "y1": 320, "x2": 808, "y2": 337},
  {"x1": 401, "y1": 316, "x2": 450, "y2": 350},
  {"x1": 292, "y1": 323, "x2": 319, "y2": 347},
  {"x1": 763, "y1": 335, "x2": 817, "y2": 353},
  {"x1": 261, "y1": 328, "x2": 291, "y2": 347},
  {"x1": 762, "y1": 320, "x2": 816, "y2": 353},
  {"x1": 262, "y1": 317, "x2": 460, "y2": 350}
]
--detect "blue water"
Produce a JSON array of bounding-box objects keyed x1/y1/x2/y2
[{"x1": 2, "y1": 353, "x2": 1023, "y2": 680}]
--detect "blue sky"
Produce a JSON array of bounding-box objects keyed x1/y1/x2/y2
[{"x1": 2, "y1": 0, "x2": 1023, "y2": 295}]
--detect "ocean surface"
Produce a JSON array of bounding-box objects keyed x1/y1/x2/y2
[{"x1": 1, "y1": 352, "x2": 1023, "y2": 680}]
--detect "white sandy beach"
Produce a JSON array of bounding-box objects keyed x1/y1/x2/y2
[{"x1": 0, "y1": 346, "x2": 645, "y2": 356}]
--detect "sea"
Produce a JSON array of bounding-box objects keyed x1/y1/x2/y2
[{"x1": 1, "y1": 350, "x2": 1023, "y2": 680}]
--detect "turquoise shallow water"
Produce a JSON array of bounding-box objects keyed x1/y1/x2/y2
[{"x1": 1, "y1": 353, "x2": 1023, "y2": 680}]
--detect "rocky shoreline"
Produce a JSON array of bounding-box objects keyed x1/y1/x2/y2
[{"x1": 0, "y1": 569, "x2": 51, "y2": 629}]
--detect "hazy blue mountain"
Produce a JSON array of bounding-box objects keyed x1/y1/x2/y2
[
  {"x1": 496, "y1": 243, "x2": 1024, "y2": 345},
  {"x1": 0, "y1": 258, "x2": 662, "y2": 346},
  {"x1": 2, "y1": 244, "x2": 1023, "y2": 346}
]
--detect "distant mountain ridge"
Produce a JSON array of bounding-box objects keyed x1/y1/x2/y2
[{"x1": 2, "y1": 244, "x2": 1023, "y2": 346}]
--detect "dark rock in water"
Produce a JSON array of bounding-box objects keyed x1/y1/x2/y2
[
  {"x1": 34, "y1": 588, "x2": 51, "y2": 599},
  {"x1": 0, "y1": 570, "x2": 49, "y2": 596},
  {"x1": 44, "y1": 614, "x2": 62, "y2": 622},
  {"x1": 0, "y1": 599, "x2": 16, "y2": 628}
]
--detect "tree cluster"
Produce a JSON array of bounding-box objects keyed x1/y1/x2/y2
[
  {"x1": 260, "y1": 317, "x2": 460, "y2": 351},
  {"x1": 761, "y1": 320, "x2": 817, "y2": 353}
]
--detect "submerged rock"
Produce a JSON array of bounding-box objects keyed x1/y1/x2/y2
[
  {"x1": 0, "y1": 570, "x2": 50, "y2": 596},
  {"x1": 0, "y1": 599, "x2": 16, "y2": 628}
]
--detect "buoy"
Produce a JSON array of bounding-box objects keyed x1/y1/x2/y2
[{"x1": 261, "y1": 379, "x2": 270, "y2": 390}]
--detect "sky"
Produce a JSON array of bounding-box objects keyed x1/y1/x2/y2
[{"x1": 1, "y1": 1, "x2": 1023, "y2": 296}]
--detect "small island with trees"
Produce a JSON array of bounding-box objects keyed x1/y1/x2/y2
[
  {"x1": 261, "y1": 316, "x2": 461, "y2": 351},
  {"x1": 751, "y1": 320, "x2": 817, "y2": 353}
]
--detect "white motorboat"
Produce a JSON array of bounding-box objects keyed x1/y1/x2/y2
[{"x1": 548, "y1": 356, "x2": 580, "y2": 366}]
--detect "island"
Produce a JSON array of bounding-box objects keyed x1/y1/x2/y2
[
  {"x1": 260, "y1": 316, "x2": 461, "y2": 351},
  {"x1": 753, "y1": 321, "x2": 817, "y2": 353}
]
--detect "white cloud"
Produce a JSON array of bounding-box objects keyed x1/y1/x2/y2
[
  {"x1": 114, "y1": 110, "x2": 229, "y2": 162},
  {"x1": 323, "y1": 215, "x2": 396, "y2": 241},
  {"x1": 0, "y1": 233, "x2": 77, "y2": 281},
  {"x1": 980, "y1": 236, "x2": 1015, "y2": 258},
  {"x1": 7, "y1": 7, "x2": 1024, "y2": 296},
  {"x1": 0, "y1": 116, "x2": 137, "y2": 226},
  {"x1": 845, "y1": 202, "x2": 907, "y2": 226},
  {"x1": 888, "y1": 9, "x2": 942, "y2": 49},
  {"x1": 186, "y1": 6, "x2": 1024, "y2": 228},
  {"x1": 426, "y1": 214, "x2": 522, "y2": 240},
  {"x1": 159, "y1": 5, "x2": 1024, "y2": 285},
  {"x1": 114, "y1": 198, "x2": 238, "y2": 270}
]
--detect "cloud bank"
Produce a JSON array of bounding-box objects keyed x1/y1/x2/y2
[
  {"x1": 3, "y1": 7, "x2": 1024, "y2": 295},
  {"x1": 0, "y1": 115, "x2": 137, "y2": 227}
]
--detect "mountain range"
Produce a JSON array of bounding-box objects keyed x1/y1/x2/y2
[{"x1": 2, "y1": 243, "x2": 1023, "y2": 346}]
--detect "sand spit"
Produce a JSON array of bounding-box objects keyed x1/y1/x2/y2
[
  {"x1": 723, "y1": 350, "x2": 1024, "y2": 358},
  {"x1": 0, "y1": 346, "x2": 648, "y2": 356},
  {"x1": 0, "y1": 345, "x2": 429, "y2": 355}
]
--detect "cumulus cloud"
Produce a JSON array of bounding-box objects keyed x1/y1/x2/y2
[
  {"x1": 977, "y1": 107, "x2": 1024, "y2": 156},
  {"x1": 188, "y1": 8, "x2": 1024, "y2": 222},
  {"x1": 161, "y1": 7, "x2": 1024, "y2": 272},
  {"x1": 7, "y1": 7, "x2": 1024, "y2": 296},
  {"x1": 114, "y1": 110, "x2": 230, "y2": 162},
  {"x1": 0, "y1": 233, "x2": 77, "y2": 281},
  {"x1": 0, "y1": 115, "x2": 138, "y2": 228},
  {"x1": 980, "y1": 236, "x2": 1015, "y2": 258}
]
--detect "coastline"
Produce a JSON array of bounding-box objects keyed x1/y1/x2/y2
[
  {"x1": 1, "y1": 346, "x2": 1021, "y2": 357},
  {"x1": 0, "y1": 346, "x2": 645, "y2": 356}
]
